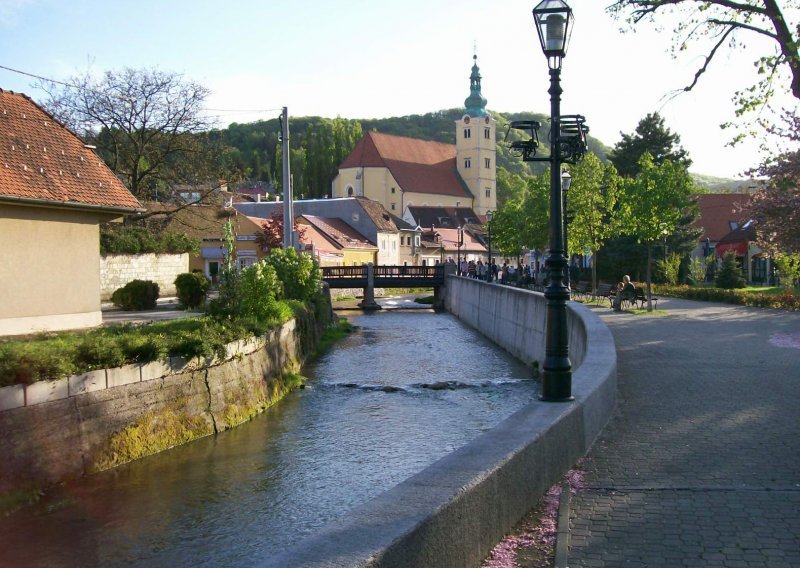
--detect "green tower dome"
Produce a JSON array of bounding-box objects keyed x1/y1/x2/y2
[{"x1": 464, "y1": 54, "x2": 488, "y2": 117}]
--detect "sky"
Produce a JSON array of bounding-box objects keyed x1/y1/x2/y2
[{"x1": 1, "y1": 0, "x2": 796, "y2": 180}]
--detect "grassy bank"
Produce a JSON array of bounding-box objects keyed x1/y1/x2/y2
[{"x1": 0, "y1": 301, "x2": 307, "y2": 387}]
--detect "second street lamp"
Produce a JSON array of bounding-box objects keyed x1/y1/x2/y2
[
  {"x1": 486, "y1": 210, "x2": 494, "y2": 282},
  {"x1": 561, "y1": 169, "x2": 572, "y2": 289}
]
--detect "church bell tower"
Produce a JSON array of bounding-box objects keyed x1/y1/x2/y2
[{"x1": 456, "y1": 54, "x2": 496, "y2": 217}]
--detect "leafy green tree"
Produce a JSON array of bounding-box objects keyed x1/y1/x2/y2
[
  {"x1": 496, "y1": 167, "x2": 528, "y2": 207},
  {"x1": 608, "y1": 1, "x2": 800, "y2": 136},
  {"x1": 618, "y1": 153, "x2": 696, "y2": 309},
  {"x1": 656, "y1": 252, "x2": 682, "y2": 286},
  {"x1": 608, "y1": 113, "x2": 691, "y2": 177},
  {"x1": 565, "y1": 154, "x2": 622, "y2": 291},
  {"x1": 491, "y1": 172, "x2": 549, "y2": 259},
  {"x1": 774, "y1": 253, "x2": 800, "y2": 288},
  {"x1": 266, "y1": 247, "x2": 321, "y2": 302}
]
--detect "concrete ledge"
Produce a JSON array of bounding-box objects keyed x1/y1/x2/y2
[
  {"x1": 68, "y1": 369, "x2": 107, "y2": 395},
  {"x1": 106, "y1": 364, "x2": 141, "y2": 388},
  {"x1": 25, "y1": 378, "x2": 69, "y2": 406},
  {"x1": 0, "y1": 384, "x2": 25, "y2": 411},
  {"x1": 264, "y1": 278, "x2": 617, "y2": 568}
]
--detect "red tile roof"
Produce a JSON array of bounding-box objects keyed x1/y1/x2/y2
[
  {"x1": 339, "y1": 132, "x2": 471, "y2": 198},
  {"x1": 0, "y1": 90, "x2": 141, "y2": 212},
  {"x1": 691, "y1": 193, "x2": 751, "y2": 241},
  {"x1": 299, "y1": 215, "x2": 377, "y2": 250}
]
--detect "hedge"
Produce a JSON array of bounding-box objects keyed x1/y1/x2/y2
[{"x1": 653, "y1": 284, "x2": 800, "y2": 311}]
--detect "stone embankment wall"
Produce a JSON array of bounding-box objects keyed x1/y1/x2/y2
[
  {"x1": 266, "y1": 277, "x2": 617, "y2": 568},
  {"x1": 0, "y1": 310, "x2": 326, "y2": 496},
  {"x1": 100, "y1": 253, "x2": 189, "y2": 300}
]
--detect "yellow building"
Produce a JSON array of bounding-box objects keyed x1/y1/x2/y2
[
  {"x1": 0, "y1": 89, "x2": 142, "y2": 336},
  {"x1": 331, "y1": 55, "x2": 496, "y2": 217}
]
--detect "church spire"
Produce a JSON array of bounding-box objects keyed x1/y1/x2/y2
[{"x1": 464, "y1": 54, "x2": 488, "y2": 117}]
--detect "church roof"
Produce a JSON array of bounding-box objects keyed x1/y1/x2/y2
[
  {"x1": 339, "y1": 131, "x2": 472, "y2": 198},
  {"x1": 0, "y1": 89, "x2": 142, "y2": 213},
  {"x1": 464, "y1": 54, "x2": 488, "y2": 118},
  {"x1": 406, "y1": 205, "x2": 482, "y2": 229}
]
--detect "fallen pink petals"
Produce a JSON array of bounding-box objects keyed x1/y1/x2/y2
[{"x1": 769, "y1": 332, "x2": 800, "y2": 350}]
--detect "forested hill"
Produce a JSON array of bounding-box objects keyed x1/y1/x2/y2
[{"x1": 215, "y1": 108, "x2": 613, "y2": 201}]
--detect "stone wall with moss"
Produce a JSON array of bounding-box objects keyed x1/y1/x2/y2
[{"x1": 0, "y1": 307, "x2": 327, "y2": 502}]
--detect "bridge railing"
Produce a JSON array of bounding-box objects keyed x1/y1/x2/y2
[
  {"x1": 321, "y1": 266, "x2": 366, "y2": 278},
  {"x1": 321, "y1": 265, "x2": 445, "y2": 280}
]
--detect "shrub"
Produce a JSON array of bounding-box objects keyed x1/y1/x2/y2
[
  {"x1": 656, "y1": 252, "x2": 681, "y2": 286},
  {"x1": 75, "y1": 335, "x2": 128, "y2": 370},
  {"x1": 174, "y1": 272, "x2": 210, "y2": 309},
  {"x1": 266, "y1": 247, "x2": 321, "y2": 302},
  {"x1": 100, "y1": 225, "x2": 199, "y2": 255},
  {"x1": 687, "y1": 256, "x2": 710, "y2": 284},
  {"x1": 715, "y1": 252, "x2": 745, "y2": 289},
  {"x1": 111, "y1": 280, "x2": 160, "y2": 310},
  {"x1": 238, "y1": 260, "x2": 282, "y2": 322}
]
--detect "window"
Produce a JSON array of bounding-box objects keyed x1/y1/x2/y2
[
  {"x1": 391, "y1": 187, "x2": 396, "y2": 194},
  {"x1": 484, "y1": 127, "x2": 491, "y2": 139},
  {"x1": 414, "y1": 235, "x2": 420, "y2": 247},
  {"x1": 485, "y1": 158, "x2": 491, "y2": 169},
  {"x1": 346, "y1": 185, "x2": 354, "y2": 197},
  {"x1": 391, "y1": 203, "x2": 396, "y2": 210},
  {"x1": 464, "y1": 128, "x2": 471, "y2": 139},
  {"x1": 464, "y1": 158, "x2": 471, "y2": 169},
  {"x1": 485, "y1": 189, "x2": 491, "y2": 198}
]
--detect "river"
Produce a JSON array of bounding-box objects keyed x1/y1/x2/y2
[{"x1": 0, "y1": 298, "x2": 538, "y2": 567}]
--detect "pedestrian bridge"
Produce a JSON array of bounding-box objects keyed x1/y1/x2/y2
[
  {"x1": 321, "y1": 265, "x2": 446, "y2": 289},
  {"x1": 321, "y1": 264, "x2": 449, "y2": 310}
]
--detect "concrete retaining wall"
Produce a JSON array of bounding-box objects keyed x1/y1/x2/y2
[
  {"x1": 0, "y1": 313, "x2": 324, "y2": 495},
  {"x1": 100, "y1": 253, "x2": 189, "y2": 300},
  {"x1": 264, "y1": 276, "x2": 617, "y2": 568}
]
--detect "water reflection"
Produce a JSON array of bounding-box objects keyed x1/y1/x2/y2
[{"x1": 0, "y1": 310, "x2": 538, "y2": 567}]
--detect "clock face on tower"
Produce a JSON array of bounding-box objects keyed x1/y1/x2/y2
[{"x1": 463, "y1": 115, "x2": 470, "y2": 123}]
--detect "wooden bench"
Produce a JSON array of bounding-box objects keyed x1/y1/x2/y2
[
  {"x1": 593, "y1": 283, "x2": 615, "y2": 306},
  {"x1": 572, "y1": 281, "x2": 591, "y2": 301},
  {"x1": 632, "y1": 286, "x2": 658, "y2": 309}
]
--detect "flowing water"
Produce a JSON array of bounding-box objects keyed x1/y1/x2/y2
[{"x1": 0, "y1": 303, "x2": 539, "y2": 567}]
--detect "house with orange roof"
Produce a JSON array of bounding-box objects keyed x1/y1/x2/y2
[
  {"x1": 296, "y1": 215, "x2": 377, "y2": 266},
  {"x1": 690, "y1": 193, "x2": 771, "y2": 283},
  {"x1": 331, "y1": 56, "x2": 497, "y2": 218},
  {"x1": 0, "y1": 90, "x2": 142, "y2": 336}
]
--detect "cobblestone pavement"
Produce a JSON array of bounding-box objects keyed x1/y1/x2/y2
[{"x1": 567, "y1": 298, "x2": 800, "y2": 567}]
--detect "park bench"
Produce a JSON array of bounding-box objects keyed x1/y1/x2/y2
[
  {"x1": 632, "y1": 286, "x2": 658, "y2": 309},
  {"x1": 593, "y1": 283, "x2": 615, "y2": 306},
  {"x1": 572, "y1": 281, "x2": 591, "y2": 301}
]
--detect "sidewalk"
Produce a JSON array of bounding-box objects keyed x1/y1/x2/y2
[
  {"x1": 564, "y1": 297, "x2": 800, "y2": 567},
  {"x1": 101, "y1": 297, "x2": 201, "y2": 325}
]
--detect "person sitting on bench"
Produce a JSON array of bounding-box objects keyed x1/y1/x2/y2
[{"x1": 613, "y1": 275, "x2": 635, "y2": 311}]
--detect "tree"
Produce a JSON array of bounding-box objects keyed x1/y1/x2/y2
[
  {"x1": 255, "y1": 209, "x2": 307, "y2": 252},
  {"x1": 565, "y1": 153, "x2": 622, "y2": 291},
  {"x1": 749, "y1": 113, "x2": 800, "y2": 254},
  {"x1": 40, "y1": 67, "x2": 218, "y2": 200},
  {"x1": 608, "y1": 112, "x2": 692, "y2": 177},
  {"x1": 618, "y1": 153, "x2": 696, "y2": 309},
  {"x1": 608, "y1": 1, "x2": 800, "y2": 133},
  {"x1": 716, "y1": 251, "x2": 747, "y2": 288},
  {"x1": 491, "y1": 172, "x2": 550, "y2": 259}
]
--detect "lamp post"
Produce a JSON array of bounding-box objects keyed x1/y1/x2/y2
[
  {"x1": 486, "y1": 210, "x2": 494, "y2": 281},
  {"x1": 561, "y1": 169, "x2": 572, "y2": 289},
  {"x1": 533, "y1": 0, "x2": 574, "y2": 402},
  {"x1": 457, "y1": 225, "x2": 464, "y2": 275}
]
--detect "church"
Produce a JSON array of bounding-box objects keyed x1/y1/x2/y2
[{"x1": 331, "y1": 55, "x2": 497, "y2": 219}]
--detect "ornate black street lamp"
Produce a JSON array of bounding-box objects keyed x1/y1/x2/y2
[
  {"x1": 457, "y1": 225, "x2": 464, "y2": 274},
  {"x1": 561, "y1": 169, "x2": 572, "y2": 288},
  {"x1": 504, "y1": 0, "x2": 588, "y2": 402},
  {"x1": 486, "y1": 210, "x2": 494, "y2": 281}
]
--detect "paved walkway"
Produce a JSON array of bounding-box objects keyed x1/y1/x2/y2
[
  {"x1": 101, "y1": 297, "x2": 201, "y2": 325},
  {"x1": 565, "y1": 298, "x2": 800, "y2": 567}
]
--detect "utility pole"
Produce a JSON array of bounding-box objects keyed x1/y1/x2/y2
[{"x1": 281, "y1": 106, "x2": 293, "y2": 249}]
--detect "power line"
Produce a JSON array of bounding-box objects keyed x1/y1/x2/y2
[{"x1": 1, "y1": 63, "x2": 285, "y2": 115}]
